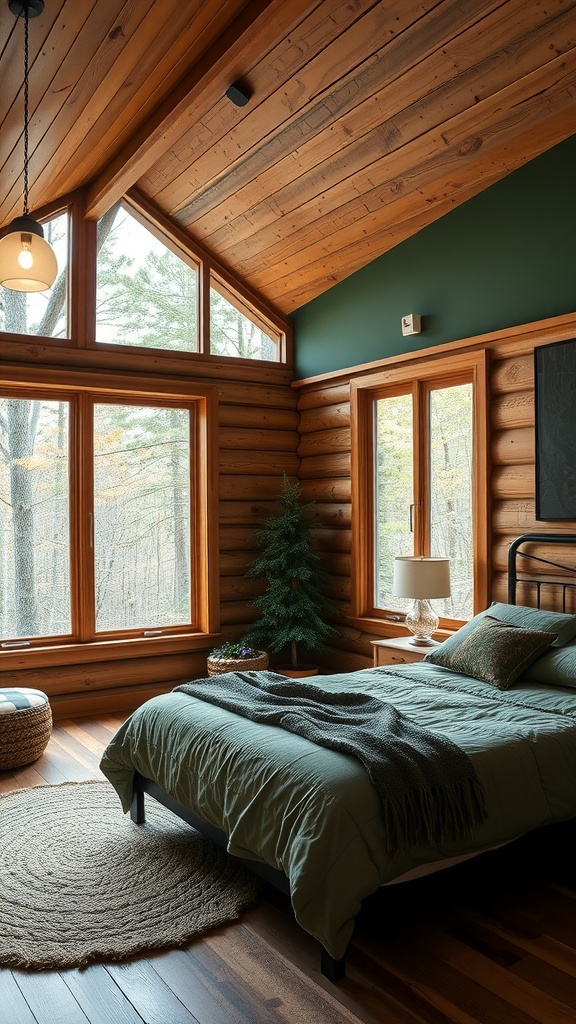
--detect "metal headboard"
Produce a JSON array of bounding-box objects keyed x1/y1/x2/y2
[{"x1": 508, "y1": 532, "x2": 576, "y2": 609}]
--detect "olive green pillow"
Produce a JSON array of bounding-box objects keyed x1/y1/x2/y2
[
  {"x1": 424, "y1": 603, "x2": 576, "y2": 673},
  {"x1": 423, "y1": 607, "x2": 497, "y2": 667},
  {"x1": 429, "y1": 615, "x2": 558, "y2": 690}
]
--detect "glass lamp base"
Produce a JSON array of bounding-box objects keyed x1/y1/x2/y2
[{"x1": 405, "y1": 599, "x2": 439, "y2": 646}]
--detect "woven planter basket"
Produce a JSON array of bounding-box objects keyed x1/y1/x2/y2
[
  {"x1": 207, "y1": 651, "x2": 269, "y2": 676},
  {"x1": 0, "y1": 701, "x2": 53, "y2": 771}
]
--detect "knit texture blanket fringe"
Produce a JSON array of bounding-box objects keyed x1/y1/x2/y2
[{"x1": 173, "y1": 672, "x2": 487, "y2": 852}]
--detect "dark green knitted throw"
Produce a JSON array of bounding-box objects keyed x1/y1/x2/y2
[{"x1": 173, "y1": 672, "x2": 486, "y2": 852}]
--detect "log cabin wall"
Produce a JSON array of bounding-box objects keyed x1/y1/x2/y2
[
  {"x1": 294, "y1": 311, "x2": 576, "y2": 674},
  {"x1": 5, "y1": 312, "x2": 575, "y2": 715},
  {"x1": 217, "y1": 379, "x2": 300, "y2": 633}
]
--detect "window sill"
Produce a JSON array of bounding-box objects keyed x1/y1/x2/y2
[{"x1": 0, "y1": 633, "x2": 218, "y2": 672}]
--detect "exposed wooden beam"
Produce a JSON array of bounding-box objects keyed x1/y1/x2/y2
[{"x1": 84, "y1": 0, "x2": 278, "y2": 220}]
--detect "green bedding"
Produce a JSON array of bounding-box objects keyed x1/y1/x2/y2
[
  {"x1": 174, "y1": 672, "x2": 487, "y2": 850},
  {"x1": 99, "y1": 663, "x2": 576, "y2": 959}
]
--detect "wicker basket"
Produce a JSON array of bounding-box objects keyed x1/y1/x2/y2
[
  {"x1": 0, "y1": 700, "x2": 53, "y2": 771},
  {"x1": 207, "y1": 650, "x2": 269, "y2": 676}
]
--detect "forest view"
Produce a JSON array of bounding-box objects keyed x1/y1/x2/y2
[
  {"x1": 0, "y1": 203, "x2": 277, "y2": 640},
  {"x1": 374, "y1": 383, "x2": 473, "y2": 621}
]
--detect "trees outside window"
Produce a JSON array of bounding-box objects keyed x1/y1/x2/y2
[
  {"x1": 374, "y1": 382, "x2": 473, "y2": 620},
  {"x1": 93, "y1": 402, "x2": 191, "y2": 632},
  {"x1": 94, "y1": 202, "x2": 282, "y2": 360},
  {"x1": 210, "y1": 276, "x2": 279, "y2": 361},
  {"x1": 0, "y1": 396, "x2": 70, "y2": 639},
  {"x1": 95, "y1": 204, "x2": 199, "y2": 352},
  {"x1": 352, "y1": 352, "x2": 488, "y2": 628},
  {"x1": 1, "y1": 198, "x2": 287, "y2": 362},
  {"x1": 0, "y1": 388, "x2": 199, "y2": 645},
  {"x1": 0, "y1": 192, "x2": 287, "y2": 660}
]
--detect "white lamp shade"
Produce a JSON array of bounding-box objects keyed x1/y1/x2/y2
[
  {"x1": 392, "y1": 556, "x2": 451, "y2": 599},
  {"x1": 0, "y1": 224, "x2": 58, "y2": 292}
]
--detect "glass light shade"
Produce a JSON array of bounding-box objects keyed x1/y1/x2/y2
[
  {"x1": 0, "y1": 216, "x2": 58, "y2": 292},
  {"x1": 392, "y1": 556, "x2": 451, "y2": 646}
]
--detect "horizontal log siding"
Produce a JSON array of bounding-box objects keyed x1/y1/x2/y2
[
  {"x1": 216, "y1": 383, "x2": 300, "y2": 654},
  {"x1": 490, "y1": 338, "x2": 576, "y2": 614},
  {"x1": 294, "y1": 313, "x2": 576, "y2": 671},
  {"x1": 297, "y1": 387, "x2": 358, "y2": 673}
]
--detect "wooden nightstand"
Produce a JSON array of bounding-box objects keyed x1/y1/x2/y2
[{"x1": 371, "y1": 636, "x2": 436, "y2": 667}]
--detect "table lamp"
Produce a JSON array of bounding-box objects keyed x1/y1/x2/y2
[{"x1": 392, "y1": 556, "x2": 451, "y2": 646}]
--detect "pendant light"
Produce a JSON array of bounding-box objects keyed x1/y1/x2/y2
[{"x1": 0, "y1": 0, "x2": 57, "y2": 292}]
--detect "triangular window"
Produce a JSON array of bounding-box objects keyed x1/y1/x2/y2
[{"x1": 96, "y1": 203, "x2": 199, "y2": 352}]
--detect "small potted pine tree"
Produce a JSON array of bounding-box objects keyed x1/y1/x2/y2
[{"x1": 243, "y1": 476, "x2": 337, "y2": 676}]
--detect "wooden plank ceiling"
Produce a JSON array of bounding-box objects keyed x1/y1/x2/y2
[{"x1": 1, "y1": 0, "x2": 576, "y2": 315}]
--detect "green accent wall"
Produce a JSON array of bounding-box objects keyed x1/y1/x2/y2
[{"x1": 291, "y1": 135, "x2": 576, "y2": 379}]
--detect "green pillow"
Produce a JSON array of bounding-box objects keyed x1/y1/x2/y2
[
  {"x1": 427, "y1": 615, "x2": 557, "y2": 690},
  {"x1": 424, "y1": 603, "x2": 576, "y2": 670},
  {"x1": 485, "y1": 602, "x2": 576, "y2": 648},
  {"x1": 523, "y1": 638, "x2": 576, "y2": 688},
  {"x1": 424, "y1": 607, "x2": 495, "y2": 666}
]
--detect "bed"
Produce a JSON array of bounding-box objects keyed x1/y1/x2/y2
[{"x1": 99, "y1": 533, "x2": 576, "y2": 980}]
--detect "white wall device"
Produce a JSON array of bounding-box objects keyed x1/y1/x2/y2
[{"x1": 401, "y1": 314, "x2": 422, "y2": 336}]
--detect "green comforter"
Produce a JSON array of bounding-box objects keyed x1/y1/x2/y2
[
  {"x1": 100, "y1": 663, "x2": 576, "y2": 959},
  {"x1": 174, "y1": 671, "x2": 487, "y2": 850}
]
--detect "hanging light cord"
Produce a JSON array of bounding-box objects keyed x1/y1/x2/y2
[{"x1": 22, "y1": 6, "x2": 30, "y2": 217}]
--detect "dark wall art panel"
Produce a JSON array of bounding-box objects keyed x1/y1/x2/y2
[{"x1": 535, "y1": 338, "x2": 576, "y2": 520}]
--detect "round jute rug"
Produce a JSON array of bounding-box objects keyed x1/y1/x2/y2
[{"x1": 0, "y1": 780, "x2": 261, "y2": 970}]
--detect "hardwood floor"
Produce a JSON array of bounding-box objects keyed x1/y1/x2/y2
[{"x1": 1, "y1": 714, "x2": 576, "y2": 1024}]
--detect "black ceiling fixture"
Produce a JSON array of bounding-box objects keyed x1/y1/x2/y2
[
  {"x1": 9, "y1": 0, "x2": 44, "y2": 14},
  {"x1": 225, "y1": 81, "x2": 251, "y2": 107}
]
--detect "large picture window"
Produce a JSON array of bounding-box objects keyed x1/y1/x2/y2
[
  {"x1": 0, "y1": 395, "x2": 71, "y2": 639},
  {"x1": 0, "y1": 383, "x2": 209, "y2": 648},
  {"x1": 351, "y1": 352, "x2": 488, "y2": 629},
  {"x1": 93, "y1": 401, "x2": 192, "y2": 633}
]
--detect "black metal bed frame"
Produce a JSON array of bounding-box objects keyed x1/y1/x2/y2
[
  {"x1": 130, "y1": 771, "x2": 345, "y2": 980},
  {"x1": 131, "y1": 532, "x2": 576, "y2": 983},
  {"x1": 507, "y1": 532, "x2": 576, "y2": 608}
]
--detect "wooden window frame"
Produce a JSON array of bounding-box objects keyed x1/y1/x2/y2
[
  {"x1": 0, "y1": 365, "x2": 220, "y2": 669},
  {"x1": 350, "y1": 350, "x2": 489, "y2": 636},
  {"x1": 93, "y1": 191, "x2": 291, "y2": 365},
  {"x1": 91, "y1": 198, "x2": 202, "y2": 356},
  {"x1": 0, "y1": 188, "x2": 293, "y2": 370},
  {"x1": 209, "y1": 270, "x2": 283, "y2": 359}
]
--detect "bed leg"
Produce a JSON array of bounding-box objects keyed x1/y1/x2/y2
[
  {"x1": 321, "y1": 946, "x2": 346, "y2": 982},
  {"x1": 130, "y1": 782, "x2": 145, "y2": 824}
]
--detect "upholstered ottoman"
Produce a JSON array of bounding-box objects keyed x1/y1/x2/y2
[{"x1": 0, "y1": 688, "x2": 52, "y2": 770}]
